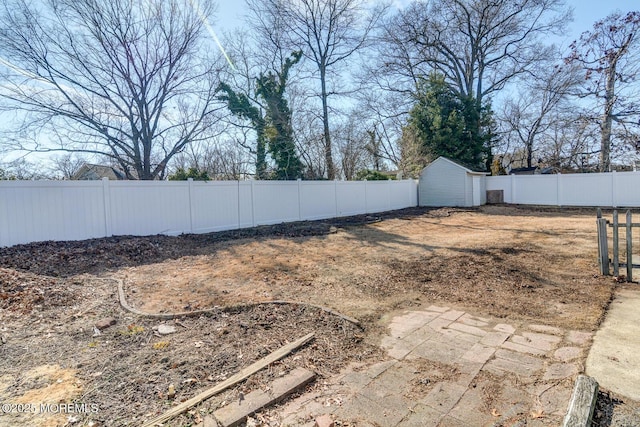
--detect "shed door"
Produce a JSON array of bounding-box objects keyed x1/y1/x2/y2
[{"x1": 472, "y1": 175, "x2": 481, "y2": 206}]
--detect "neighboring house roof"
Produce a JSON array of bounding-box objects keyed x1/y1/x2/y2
[
  {"x1": 509, "y1": 166, "x2": 538, "y2": 175},
  {"x1": 72, "y1": 164, "x2": 127, "y2": 180},
  {"x1": 508, "y1": 166, "x2": 559, "y2": 175}
]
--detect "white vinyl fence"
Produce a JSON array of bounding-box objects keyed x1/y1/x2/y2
[
  {"x1": 0, "y1": 179, "x2": 418, "y2": 247},
  {"x1": 486, "y1": 171, "x2": 640, "y2": 207}
]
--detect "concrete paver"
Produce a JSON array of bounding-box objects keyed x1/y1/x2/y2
[
  {"x1": 461, "y1": 343, "x2": 495, "y2": 364},
  {"x1": 536, "y1": 383, "x2": 573, "y2": 417},
  {"x1": 448, "y1": 322, "x2": 487, "y2": 337},
  {"x1": 486, "y1": 349, "x2": 545, "y2": 377},
  {"x1": 274, "y1": 304, "x2": 590, "y2": 426},
  {"x1": 422, "y1": 382, "x2": 467, "y2": 413},
  {"x1": 527, "y1": 324, "x2": 563, "y2": 335},
  {"x1": 542, "y1": 362, "x2": 579, "y2": 381},
  {"x1": 444, "y1": 385, "x2": 495, "y2": 426},
  {"x1": 500, "y1": 339, "x2": 547, "y2": 356},
  {"x1": 479, "y1": 330, "x2": 510, "y2": 347},
  {"x1": 458, "y1": 313, "x2": 490, "y2": 327},
  {"x1": 567, "y1": 330, "x2": 593, "y2": 346},
  {"x1": 397, "y1": 404, "x2": 442, "y2": 427},
  {"x1": 553, "y1": 346, "x2": 582, "y2": 362}
]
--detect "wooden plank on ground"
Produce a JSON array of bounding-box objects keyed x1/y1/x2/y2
[
  {"x1": 562, "y1": 375, "x2": 598, "y2": 427},
  {"x1": 213, "y1": 367, "x2": 316, "y2": 427},
  {"x1": 141, "y1": 333, "x2": 315, "y2": 427}
]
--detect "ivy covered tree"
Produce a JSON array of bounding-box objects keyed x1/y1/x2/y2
[
  {"x1": 405, "y1": 73, "x2": 495, "y2": 170},
  {"x1": 217, "y1": 84, "x2": 268, "y2": 179},
  {"x1": 218, "y1": 51, "x2": 303, "y2": 180},
  {"x1": 255, "y1": 52, "x2": 304, "y2": 180}
]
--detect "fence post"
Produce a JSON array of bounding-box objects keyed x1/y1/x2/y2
[
  {"x1": 334, "y1": 180, "x2": 339, "y2": 217},
  {"x1": 627, "y1": 210, "x2": 633, "y2": 282},
  {"x1": 613, "y1": 210, "x2": 619, "y2": 277},
  {"x1": 510, "y1": 174, "x2": 516, "y2": 204},
  {"x1": 187, "y1": 178, "x2": 194, "y2": 233},
  {"x1": 364, "y1": 179, "x2": 368, "y2": 213},
  {"x1": 297, "y1": 178, "x2": 302, "y2": 221},
  {"x1": 597, "y1": 216, "x2": 610, "y2": 276},
  {"x1": 237, "y1": 180, "x2": 241, "y2": 230},
  {"x1": 557, "y1": 172, "x2": 563, "y2": 206},
  {"x1": 597, "y1": 208, "x2": 603, "y2": 274},
  {"x1": 251, "y1": 180, "x2": 256, "y2": 227},
  {"x1": 612, "y1": 171, "x2": 618, "y2": 208},
  {"x1": 101, "y1": 177, "x2": 112, "y2": 238}
]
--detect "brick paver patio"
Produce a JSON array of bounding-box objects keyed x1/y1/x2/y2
[{"x1": 275, "y1": 305, "x2": 592, "y2": 426}]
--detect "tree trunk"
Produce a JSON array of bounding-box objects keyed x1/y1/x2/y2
[
  {"x1": 600, "y1": 65, "x2": 616, "y2": 172},
  {"x1": 320, "y1": 66, "x2": 335, "y2": 180},
  {"x1": 256, "y1": 134, "x2": 268, "y2": 179},
  {"x1": 526, "y1": 139, "x2": 533, "y2": 168}
]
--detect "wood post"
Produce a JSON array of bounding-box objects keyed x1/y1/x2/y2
[
  {"x1": 597, "y1": 217, "x2": 609, "y2": 276},
  {"x1": 597, "y1": 209, "x2": 636, "y2": 282},
  {"x1": 627, "y1": 210, "x2": 633, "y2": 282},
  {"x1": 597, "y1": 209, "x2": 603, "y2": 275},
  {"x1": 613, "y1": 210, "x2": 619, "y2": 277}
]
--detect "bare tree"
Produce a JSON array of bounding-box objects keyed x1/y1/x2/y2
[
  {"x1": 566, "y1": 11, "x2": 640, "y2": 172},
  {"x1": 334, "y1": 111, "x2": 378, "y2": 180},
  {"x1": 246, "y1": 0, "x2": 386, "y2": 180},
  {"x1": 0, "y1": 0, "x2": 225, "y2": 180},
  {"x1": 50, "y1": 153, "x2": 87, "y2": 179},
  {"x1": 499, "y1": 61, "x2": 580, "y2": 168},
  {"x1": 377, "y1": 0, "x2": 571, "y2": 111},
  {"x1": 0, "y1": 158, "x2": 51, "y2": 180},
  {"x1": 539, "y1": 115, "x2": 600, "y2": 171},
  {"x1": 172, "y1": 140, "x2": 253, "y2": 180}
]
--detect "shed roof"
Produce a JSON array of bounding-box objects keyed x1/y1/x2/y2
[{"x1": 424, "y1": 156, "x2": 489, "y2": 175}]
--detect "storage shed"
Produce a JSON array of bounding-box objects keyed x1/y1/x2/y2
[{"x1": 418, "y1": 157, "x2": 488, "y2": 207}]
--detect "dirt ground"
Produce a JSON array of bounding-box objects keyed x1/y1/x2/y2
[{"x1": 0, "y1": 205, "x2": 625, "y2": 426}]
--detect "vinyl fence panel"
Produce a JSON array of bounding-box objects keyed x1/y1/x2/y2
[
  {"x1": 365, "y1": 181, "x2": 392, "y2": 213},
  {"x1": 299, "y1": 181, "x2": 337, "y2": 221},
  {"x1": 108, "y1": 181, "x2": 192, "y2": 236},
  {"x1": 0, "y1": 181, "x2": 107, "y2": 247},
  {"x1": 0, "y1": 179, "x2": 419, "y2": 247},
  {"x1": 336, "y1": 182, "x2": 367, "y2": 217},
  {"x1": 252, "y1": 181, "x2": 300, "y2": 226},
  {"x1": 560, "y1": 174, "x2": 613, "y2": 206},
  {"x1": 614, "y1": 173, "x2": 640, "y2": 207},
  {"x1": 190, "y1": 181, "x2": 242, "y2": 233},
  {"x1": 486, "y1": 171, "x2": 640, "y2": 207}
]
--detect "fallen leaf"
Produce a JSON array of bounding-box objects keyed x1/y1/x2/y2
[
  {"x1": 152, "y1": 341, "x2": 169, "y2": 350},
  {"x1": 530, "y1": 409, "x2": 545, "y2": 419},
  {"x1": 491, "y1": 408, "x2": 501, "y2": 417}
]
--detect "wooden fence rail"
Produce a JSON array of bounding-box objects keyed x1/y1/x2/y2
[{"x1": 597, "y1": 208, "x2": 639, "y2": 282}]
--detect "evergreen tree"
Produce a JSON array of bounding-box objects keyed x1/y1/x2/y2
[{"x1": 406, "y1": 73, "x2": 494, "y2": 171}]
